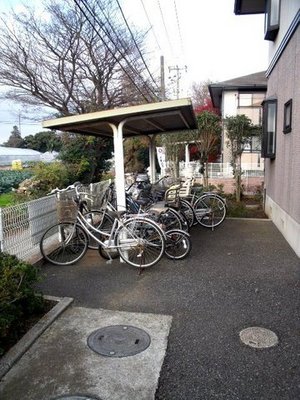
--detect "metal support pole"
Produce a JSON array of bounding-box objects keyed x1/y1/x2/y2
[
  {"x1": 109, "y1": 122, "x2": 126, "y2": 211},
  {"x1": 185, "y1": 143, "x2": 190, "y2": 168},
  {"x1": 149, "y1": 135, "x2": 156, "y2": 183},
  {"x1": 160, "y1": 55, "x2": 166, "y2": 101}
]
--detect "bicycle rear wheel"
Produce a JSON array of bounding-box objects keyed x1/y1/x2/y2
[
  {"x1": 179, "y1": 199, "x2": 195, "y2": 228},
  {"x1": 84, "y1": 210, "x2": 114, "y2": 249},
  {"x1": 157, "y1": 208, "x2": 183, "y2": 231},
  {"x1": 194, "y1": 194, "x2": 226, "y2": 228},
  {"x1": 165, "y1": 229, "x2": 192, "y2": 260},
  {"x1": 115, "y1": 217, "x2": 165, "y2": 268},
  {"x1": 40, "y1": 222, "x2": 88, "y2": 265}
]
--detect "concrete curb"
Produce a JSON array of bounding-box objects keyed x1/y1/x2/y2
[
  {"x1": 226, "y1": 217, "x2": 271, "y2": 221},
  {"x1": 0, "y1": 295, "x2": 73, "y2": 380}
]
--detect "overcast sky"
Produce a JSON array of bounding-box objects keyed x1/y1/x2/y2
[{"x1": 0, "y1": 0, "x2": 269, "y2": 144}]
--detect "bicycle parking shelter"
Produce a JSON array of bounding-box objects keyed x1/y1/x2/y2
[{"x1": 43, "y1": 98, "x2": 197, "y2": 211}]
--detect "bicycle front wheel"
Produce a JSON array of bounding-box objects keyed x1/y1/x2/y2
[
  {"x1": 40, "y1": 222, "x2": 88, "y2": 265},
  {"x1": 115, "y1": 217, "x2": 165, "y2": 268},
  {"x1": 194, "y1": 194, "x2": 226, "y2": 228},
  {"x1": 165, "y1": 229, "x2": 192, "y2": 260}
]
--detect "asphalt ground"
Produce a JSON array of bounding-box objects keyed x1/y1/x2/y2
[{"x1": 2, "y1": 219, "x2": 300, "y2": 399}]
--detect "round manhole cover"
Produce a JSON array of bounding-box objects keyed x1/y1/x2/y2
[
  {"x1": 239, "y1": 327, "x2": 279, "y2": 349},
  {"x1": 87, "y1": 325, "x2": 151, "y2": 357},
  {"x1": 53, "y1": 396, "x2": 100, "y2": 400}
]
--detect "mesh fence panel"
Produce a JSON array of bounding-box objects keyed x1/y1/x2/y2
[{"x1": 0, "y1": 180, "x2": 111, "y2": 263}]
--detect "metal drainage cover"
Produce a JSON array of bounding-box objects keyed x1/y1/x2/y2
[
  {"x1": 239, "y1": 327, "x2": 279, "y2": 349},
  {"x1": 87, "y1": 325, "x2": 151, "y2": 357}
]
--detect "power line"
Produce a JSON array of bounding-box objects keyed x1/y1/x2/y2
[
  {"x1": 139, "y1": 0, "x2": 162, "y2": 52},
  {"x1": 173, "y1": 0, "x2": 185, "y2": 56},
  {"x1": 0, "y1": 121, "x2": 41, "y2": 125},
  {"x1": 157, "y1": 0, "x2": 174, "y2": 57},
  {"x1": 115, "y1": 0, "x2": 159, "y2": 90},
  {"x1": 81, "y1": 0, "x2": 154, "y2": 98},
  {"x1": 96, "y1": 0, "x2": 159, "y2": 97},
  {"x1": 74, "y1": 0, "x2": 158, "y2": 102}
]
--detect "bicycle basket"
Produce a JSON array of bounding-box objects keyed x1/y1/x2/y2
[{"x1": 56, "y1": 191, "x2": 78, "y2": 222}]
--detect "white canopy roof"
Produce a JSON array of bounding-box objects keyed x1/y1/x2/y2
[{"x1": 43, "y1": 98, "x2": 197, "y2": 137}]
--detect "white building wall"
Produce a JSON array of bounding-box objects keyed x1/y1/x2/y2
[
  {"x1": 221, "y1": 91, "x2": 264, "y2": 166},
  {"x1": 222, "y1": 91, "x2": 238, "y2": 163}
]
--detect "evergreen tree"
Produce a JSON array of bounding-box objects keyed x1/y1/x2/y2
[
  {"x1": 24, "y1": 131, "x2": 62, "y2": 153},
  {"x1": 4, "y1": 126, "x2": 25, "y2": 148}
]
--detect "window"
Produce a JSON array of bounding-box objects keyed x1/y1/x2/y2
[
  {"x1": 265, "y1": 0, "x2": 280, "y2": 41},
  {"x1": 238, "y1": 92, "x2": 265, "y2": 107},
  {"x1": 283, "y1": 99, "x2": 292, "y2": 133},
  {"x1": 239, "y1": 93, "x2": 252, "y2": 107},
  {"x1": 244, "y1": 136, "x2": 261, "y2": 153},
  {"x1": 262, "y1": 99, "x2": 277, "y2": 158}
]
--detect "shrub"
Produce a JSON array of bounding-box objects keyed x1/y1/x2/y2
[
  {"x1": 226, "y1": 200, "x2": 248, "y2": 218},
  {"x1": 0, "y1": 170, "x2": 33, "y2": 194},
  {"x1": 31, "y1": 162, "x2": 70, "y2": 194},
  {"x1": 0, "y1": 253, "x2": 44, "y2": 355}
]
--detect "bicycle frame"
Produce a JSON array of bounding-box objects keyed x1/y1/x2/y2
[{"x1": 75, "y1": 205, "x2": 165, "y2": 261}]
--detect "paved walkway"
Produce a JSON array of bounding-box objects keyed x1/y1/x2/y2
[{"x1": 0, "y1": 219, "x2": 299, "y2": 399}]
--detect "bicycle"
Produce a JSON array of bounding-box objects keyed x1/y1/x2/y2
[
  {"x1": 96, "y1": 182, "x2": 192, "y2": 260},
  {"x1": 40, "y1": 184, "x2": 166, "y2": 269},
  {"x1": 125, "y1": 177, "x2": 190, "y2": 232},
  {"x1": 78, "y1": 181, "x2": 192, "y2": 261},
  {"x1": 72, "y1": 182, "x2": 115, "y2": 250},
  {"x1": 164, "y1": 229, "x2": 192, "y2": 260},
  {"x1": 166, "y1": 177, "x2": 227, "y2": 230}
]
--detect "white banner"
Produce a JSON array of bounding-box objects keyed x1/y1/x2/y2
[{"x1": 156, "y1": 147, "x2": 166, "y2": 170}]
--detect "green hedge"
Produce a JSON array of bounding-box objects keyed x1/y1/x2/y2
[
  {"x1": 0, "y1": 252, "x2": 44, "y2": 355},
  {"x1": 0, "y1": 170, "x2": 33, "y2": 194}
]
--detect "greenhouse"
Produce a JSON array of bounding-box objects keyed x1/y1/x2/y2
[{"x1": 0, "y1": 146, "x2": 42, "y2": 166}]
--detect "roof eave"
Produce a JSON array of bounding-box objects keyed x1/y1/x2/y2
[
  {"x1": 234, "y1": 0, "x2": 266, "y2": 15},
  {"x1": 209, "y1": 84, "x2": 267, "y2": 109}
]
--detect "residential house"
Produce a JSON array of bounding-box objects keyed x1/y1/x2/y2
[
  {"x1": 209, "y1": 71, "x2": 267, "y2": 167},
  {"x1": 234, "y1": 0, "x2": 300, "y2": 257}
]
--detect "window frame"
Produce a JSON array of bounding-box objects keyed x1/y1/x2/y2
[
  {"x1": 262, "y1": 99, "x2": 277, "y2": 159},
  {"x1": 283, "y1": 99, "x2": 292, "y2": 134},
  {"x1": 264, "y1": 0, "x2": 280, "y2": 41},
  {"x1": 238, "y1": 93, "x2": 253, "y2": 107}
]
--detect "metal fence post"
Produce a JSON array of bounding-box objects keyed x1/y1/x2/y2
[{"x1": 0, "y1": 207, "x2": 3, "y2": 252}]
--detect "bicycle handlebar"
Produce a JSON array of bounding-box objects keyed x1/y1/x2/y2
[{"x1": 48, "y1": 182, "x2": 81, "y2": 195}]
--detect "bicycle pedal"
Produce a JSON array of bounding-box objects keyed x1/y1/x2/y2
[{"x1": 106, "y1": 259, "x2": 113, "y2": 264}]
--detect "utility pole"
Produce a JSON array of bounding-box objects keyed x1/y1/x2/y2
[
  {"x1": 160, "y1": 55, "x2": 166, "y2": 101},
  {"x1": 18, "y1": 111, "x2": 21, "y2": 133},
  {"x1": 168, "y1": 65, "x2": 187, "y2": 99}
]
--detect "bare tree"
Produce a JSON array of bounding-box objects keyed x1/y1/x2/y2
[
  {"x1": 0, "y1": 0, "x2": 159, "y2": 116},
  {"x1": 0, "y1": 0, "x2": 160, "y2": 183}
]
